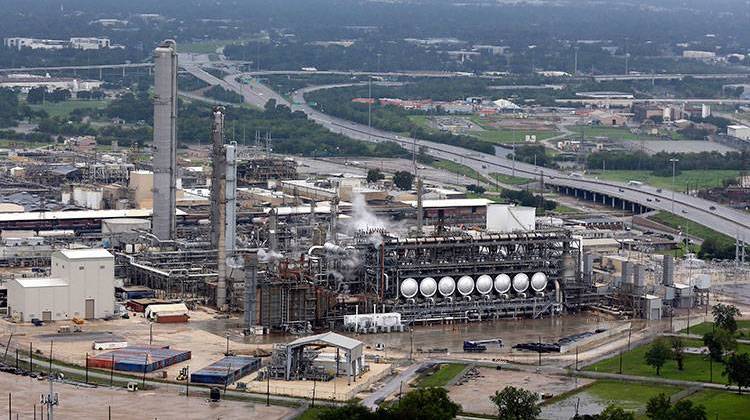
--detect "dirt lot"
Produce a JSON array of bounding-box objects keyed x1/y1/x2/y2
[
  {"x1": 447, "y1": 367, "x2": 592, "y2": 416},
  {"x1": 0, "y1": 372, "x2": 295, "y2": 420}
]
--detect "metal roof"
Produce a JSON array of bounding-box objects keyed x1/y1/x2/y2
[
  {"x1": 14, "y1": 277, "x2": 68, "y2": 288},
  {"x1": 287, "y1": 331, "x2": 362, "y2": 351},
  {"x1": 402, "y1": 198, "x2": 492, "y2": 208},
  {"x1": 58, "y1": 248, "x2": 113, "y2": 260},
  {"x1": 0, "y1": 208, "x2": 186, "y2": 222}
]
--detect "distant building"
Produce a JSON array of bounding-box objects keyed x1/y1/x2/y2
[
  {"x1": 0, "y1": 74, "x2": 103, "y2": 93},
  {"x1": 3, "y1": 37, "x2": 115, "y2": 50},
  {"x1": 7, "y1": 248, "x2": 115, "y2": 322},
  {"x1": 728, "y1": 125, "x2": 750, "y2": 140},
  {"x1": 682, "y1": 50, "x2": 716, "y2": 59}
]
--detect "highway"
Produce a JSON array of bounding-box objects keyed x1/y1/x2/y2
[
  {"x1": 287, "y1": 84, "x2": 750, "y2": 240},
  {"x1": 159, "y1": 63, "x2": 750, "y2": 240}
]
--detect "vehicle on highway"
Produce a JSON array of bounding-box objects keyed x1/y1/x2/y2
[
  {"x1": 646, "y1": 198, "x2": 653, "y2": 202},
  {"x1": 682, "y1": 210, "x2": 688, "y2": 214},
  {"x1": 570, "y1": 172, "x2": 583, "y2": 178},
  {"x1": 655, "y1": 198, "x2": 660, "y2": 202},
  {"x1": 710, "y1": 206, "x2": 716, "y2": 210},
  {"x1": 627, "y1": 180, "x2": 643, "y2": 186},
  {"x1": 656, "y1": 188, "x2": 662, "y2": 193},
  {"x1": 618, "y1": 188, "x2": 624, "y2": 192}
]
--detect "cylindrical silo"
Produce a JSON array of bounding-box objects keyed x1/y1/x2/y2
[
  {"x1": 494, "y1": 274, "x2": 511, "y2": 294},
  {"x1": 400, "y1": 278, "x2": 418, "y2": 299},
  {"x1": 512, "y1": 273, "x2": 529, "y2": 293},
  {"x1": 420, "y1": 277, "x2": 437, "y2": 298},
  {"x1": 530, "y1": 272, "x2": 548, "y2": 292},
  {"x1": 457, "y1": 276, "x2": 475, "y2": 296},
  {"x1": 438, "y1": 276, "x2": 456, "y2": 297},
  {"x1": 476, "y1": 275, "x2": 493, "y2": 295}
]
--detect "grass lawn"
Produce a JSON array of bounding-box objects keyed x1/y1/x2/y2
[
  {"x1": 489, "y1": 172, "x2": 531, "y2": 185},
  {"x1": 551, "y1": 203, "x2": 579, "y2": 214},
  {"x1": 409, "y1": 115, "x2": 561, "y2": 145},
  {"x1": 649, "y1": 212, "x2": 734, "y2": 247},
  {"x1": 687, "y1": 389, "x2": 750, "y2": 420},
  {"x1": 680, "y1": 321, "x2": 750, "y2": 338},
  {"x1": 433, "y1": 160, "x2": 493, "y2": 185},
  {"x1": 295, "y1": 406, "x2": 328, "y2": 420},
  {"x1": 29, "y1": 99, "x2": 109, "y2": 118},
  {"x1": 585, "y1": 380, "x2": 682, "y2": 411},
  {"x1": 568, "y1": 125, "x2": 678, "y2": 141},
  {"x1": 586, "y1": 338, "x2": 750, "y2": 385},
  {"x1": 414, "y1": 363, "x2": 466, "y2": 388},
  {"x1": 592, "y1": 169, "x2": 740, "y2": 191}
]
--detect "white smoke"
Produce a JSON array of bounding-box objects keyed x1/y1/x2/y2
[
  {"x1": 257, "y1": 248, "x2": 283, "y2": 263},
  {"x1": 347, "y1": 193, "x2": 389, "y2": 232}
]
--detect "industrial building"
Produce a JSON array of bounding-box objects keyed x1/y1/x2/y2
[{"x1": 7, "y1": 248, "x2": 115, "y2": 322}]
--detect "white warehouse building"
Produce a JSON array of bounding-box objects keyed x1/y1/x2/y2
[{"x1": 7, "y1": 248, "x2": 115, "y2": 322}]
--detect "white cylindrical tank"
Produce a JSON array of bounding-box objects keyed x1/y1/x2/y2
[
  {"x1": 494, "y1": 274, "x2": 511, "y2": 294},
  {"x1": 457, "y1": 276, "x2": 475, "y2": 296},
  {"x1": 400, "y1": 278, "x2": 418, "y2": 299},
  {"x1": 420, "y1": 277, "x2": 437, "y2": 298},
  {"x1": 531, "y1": 272, "x2": 548, "y2": 292},
  {"x1": 512, "y1": 273, "x2": 529, "y2": 293},
  {"x1": 438, "y1": 276, "x2": 456, "y2": 297},
  {"x1": 476, "y1": 275, "x2": 493, "y2": 295}
]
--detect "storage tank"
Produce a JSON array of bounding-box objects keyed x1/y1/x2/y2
[
  {"x1": 438, "y1": 276, "x2": 456, "y2": 297},
  {"x1": 400, "y1": 278, "x2": 418, "y2": 299},
  {"x1": 457, "y1": 276, "x2": 475, "y2": 296},
  {"x1": 476, "y1": 275, "x2": 493, "y2": 295},
  {"x1": 494, "y1": 274, "x2": 511, "y2": 294},
  {"x1": 512, "y1": 273, "x2": 529, "y2": 293},
  {"x1": 530, "y1": 272, "x2": 548, "y2": 292},
  {"x1": 419, "y1": 277, "x2": 437, "y2": 298}
]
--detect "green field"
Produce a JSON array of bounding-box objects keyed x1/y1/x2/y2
[
  {"x1": 433, "y1": 160, "x2": 493, "y2": 185},
  {"x1": 409, "y1": 115, "x2": 561, "y2": 145},
  {"x1": 488, "y1": 172, "x2": 531, "y2": 185},
  {"x1": 29, "y1": 99, "x2": 109, "y2": 118},
  {"x1": 568, "y1": 125, "x2": 682, "y2": 141},
  {"x1": 649, "y1": 212, "x2": 734, "y2": 247},
  {"x1": 414, "y1": 363, "x2": 467, "y2": 388},
  {"x1": 585, "y1": 380, "x2": 681, "y2": 411},
  {"x1": 680, "y1": 321, "x2": 750, "y2": 337},
  {"x1": 686, "y1": 390, "x2": 750, "y2": 420},
  {"x1": 592, "y1": 169, "x2": 740, "y2": 191},
  {"x1": 586, "y1": 338, "x2": 750, "y2": 384}
]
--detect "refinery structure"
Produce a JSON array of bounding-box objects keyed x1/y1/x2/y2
[{"x1": 0, "y1": 40, "x2": 742, "y2": 409}]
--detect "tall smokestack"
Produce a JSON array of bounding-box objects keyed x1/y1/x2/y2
[
  {"x1": 152, "y1": 40, "x2": 178, "y2": 241},
  {"x1": 210, "y1": 107, "x2": 228, "y2": 310},
  {"x1": 225, "y1": 141, "x2": 237, "y2": 253}
]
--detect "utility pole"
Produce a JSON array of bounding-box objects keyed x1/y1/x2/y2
[{"x1": 669, "y1": 158, "x2": 679, "y2": 214}]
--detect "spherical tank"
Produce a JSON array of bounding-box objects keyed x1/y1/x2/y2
[
  {"x1": 531, "y1": 272, "x2": 548, "y2": 292},
  {"x1": 438, "y1": 276, "x2": 456, "y2": 297},
  {"x1": 400, "y1": 278, "x2": 418, "y2": 299},
  {"x1": 457, "y1": 276, "x2": 475, "y2": 296},
  {"x1": 512, "y1": 273, "x2": 529, "y2": 293},
  {"x1": 476, "y1": 275, "x2": 493, "y2": 295},
  {"x1": 419, "y1": 277, "x2": 437, "y2": 298},
  {"x1": 494, "y1": 274, "x2": 511, "y2": 294}
]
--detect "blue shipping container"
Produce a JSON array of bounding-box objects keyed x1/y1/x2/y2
[{"x1": 190, "y1": 356, "x2": 261, "y2": 385}]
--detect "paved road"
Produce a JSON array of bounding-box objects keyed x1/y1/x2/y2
[
  {"x1": 0, "y1": 63, "x2": 153, "y2": 73},
  {"x1": 361, "y1": 361, "x2": 426, "y2": 409},
  {"x1": 288, "y1": 84, "x2": 750, "y2": 240},
  {"x1": 179, "y1": 65, "x2": 750, "y2": 240}
]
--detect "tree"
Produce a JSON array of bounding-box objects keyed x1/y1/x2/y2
[
  {"x1": 489, "y1": 386, "x2": 540, "y2": 420},
  {"x1": 645, "y1": 339, "x2": 672, "y2": 376},
  {"x1": 723, "y1": 352, "x2": 750, "y2": 394},
  {"x1": 645, "y1": 393, "x2": 671, "y2": 420},
  {"x1": 393, "y1": 170, "x2": 414, "y2": 190},
  {"x1": 318, "y1": 403, "x2": 381, "y2": 420},
  {"x1": 646, "y1": 394, "x2": 707, "y2": 420},
  {"x1": 671, "y1": 336, "x2": 685, "y2": 371},
  {"x1": 703, "y1": 329, "x2": 737, "y2": 362},
  {"x1": 599, "y1": 404, "x2": 635, "y2": 420},
  {"x1": 26, "y1": 86, "x2": 46, "y2": 104},
  {"x1": 367, "y1": 168, "x2": 385, "y2": 183},
  {"x1": 712, "y1": 304, "x2": 742, "y2": 334},
  {"x1": 384, "y1": 387, "x2": 460, "y2": 420}
]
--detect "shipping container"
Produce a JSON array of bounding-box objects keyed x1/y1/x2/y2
[
  {"x1": 87, "y1": 346, "x2": 190, "y2": 373},
  {"x1": 190, "y1": 356, "x2": 261, "y2": 385}
]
